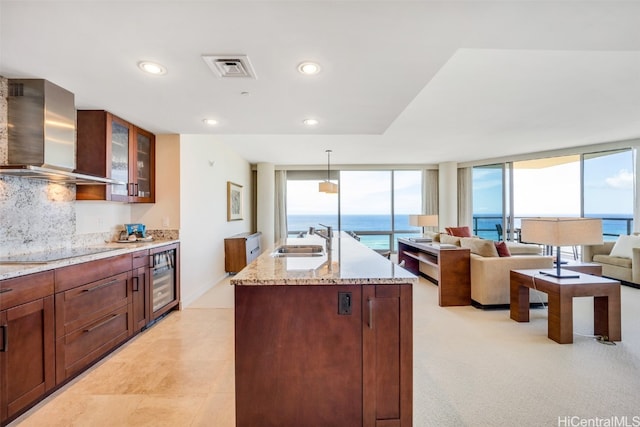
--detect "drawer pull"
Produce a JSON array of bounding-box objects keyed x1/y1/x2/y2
[
  {"x1": 368, "y1": 297, "x2": 374, "y2": 329},
  {"x1": 0, "y1": 325, "x2": 7, "y2": 352},
  {"x1": 84, "y1": 314, "x2": 119, "y2": 333},
  {"x1": 0, "y1": 288, "x2": 13, "y2": 294},
  {"x1": 83, "y1": 279, "x2": 118, "y2": 293},
  {"x1": 132, "y1": 276, "x2": 139, "y2": 292}
]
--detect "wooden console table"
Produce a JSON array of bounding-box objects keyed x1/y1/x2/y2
[
  {"x1": 397, "y1": 238, "x2": 470, "y2": 306},
  {"x1": 510, "y1": 269, "x2": 621, "y2": 344}
]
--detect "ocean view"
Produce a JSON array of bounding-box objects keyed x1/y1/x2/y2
[{"x1": 288, "y1": 213, "x2": 634, "y2": 249}]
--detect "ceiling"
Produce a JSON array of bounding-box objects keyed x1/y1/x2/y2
[{"x1": 1, "y1": 1, "x2": 640, "y2": 166}]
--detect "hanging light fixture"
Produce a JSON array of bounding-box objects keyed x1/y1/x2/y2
[{"x1": 319, "y1": 149, "x2": 338, "y2": 193}]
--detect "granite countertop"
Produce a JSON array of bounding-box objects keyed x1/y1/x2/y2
[
  {"x1": 0, "y1": 239, "x2": 180, "y2": 281},
  {"x1": 231, "y1": 232, "x2": 417, "y2": 286}
]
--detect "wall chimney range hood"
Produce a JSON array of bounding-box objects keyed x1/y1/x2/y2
[{"x1": 0, "y1": 79, "x2": 122, "y2": 185}]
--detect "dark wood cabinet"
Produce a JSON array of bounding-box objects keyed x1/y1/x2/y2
[
  {"x1": 0, "y1": 272, "x2": 55, "y2": 425},
  {"x1": 131, "y1": 250, "x2": 151, "y2": 333},
  {"x1": 0, "y1": 245, "x2": 179, "y2": 425},
  {"x1": 235, "y1": 283, "x2": 412, "y2": 427},
  {"x1": 76, "y1": 110, "x2": 155, "y2": 203},
  {"x1": 363, "y1": 284, "x2": 413, "y2": 426},
  {"x1": 54, "y1": 255, "x2": 134, "y2": 383},
  {"x1": 224, "y1": 232, "x2": 261, "y2": 273},
  {"x1": 398, "y1": 238, "x2": 471, "y2": 306}
]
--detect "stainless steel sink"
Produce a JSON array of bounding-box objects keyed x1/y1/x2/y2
[{"x1": 271, "y1": 244, "x2": 325, "y2": 257}]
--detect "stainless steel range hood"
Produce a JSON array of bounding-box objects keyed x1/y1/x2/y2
[{"x1": 0, "y1": 79, "x2": 122, "y2": 185}]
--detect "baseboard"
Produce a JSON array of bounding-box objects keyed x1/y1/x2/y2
[
  {"x1": 621, "y1": 280, "x2": 640, "y2": 289},
  {"x1": 471, "y1": 300, "x2": 546, "y2": 310},
  {"x1": 600, "y1": 275, "x2": 640, "y2": 290}
]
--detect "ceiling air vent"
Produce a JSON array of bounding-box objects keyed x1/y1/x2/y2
[{"x1": 202, "y1": 55, "x2": 257, "y2": 79}]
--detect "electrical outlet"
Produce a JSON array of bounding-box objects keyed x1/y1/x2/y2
[
  {"x1": 162, "y1": 217, "x2": 170, "y2": 227},
  {"x1": 96, "y1": 217, "x2": 105, "y2": 228},
  {"x1": 338, "y1": 292, "x2": 352, "y2": 315}
]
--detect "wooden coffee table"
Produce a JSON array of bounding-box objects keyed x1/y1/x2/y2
[{"x1": 510, "y1": 269, "x2": 621, "y2": 344}]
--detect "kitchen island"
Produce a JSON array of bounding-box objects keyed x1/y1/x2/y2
[{"x1": 231, "y1": 232, "x2": 417, "y2": 427}]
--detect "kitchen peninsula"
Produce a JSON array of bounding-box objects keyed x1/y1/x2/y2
[{"x1": 231, "y1": 232, "x2": 416, "y2": 427}]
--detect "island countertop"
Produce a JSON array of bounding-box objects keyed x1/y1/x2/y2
[{"x1": 231, "y1": 232, "x2": 417, "y2": 286}]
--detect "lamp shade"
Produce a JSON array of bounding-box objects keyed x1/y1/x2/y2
[
  {"x1": 319, "y1": 181, "x2": 338, "y2": 193},
  {"x1": 520, "y1": 217, "x2": 603, "y2": 246},
  {"x1": 409, "y1": 214, "x2": 439, "y2": 227}
]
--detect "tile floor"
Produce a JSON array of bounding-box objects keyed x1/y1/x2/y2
[{"x1": 11, "y1": 276, "x2": 640, "y2": 426}]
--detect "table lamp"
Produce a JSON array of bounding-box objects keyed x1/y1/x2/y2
[
  {"x1": 520, "y1": 217, "x2": 603, "y2": 279},
  {"x1": 409, "y1": 214, "x2": 439, "y2": 234}
]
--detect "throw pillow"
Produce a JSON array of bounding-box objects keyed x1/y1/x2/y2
[
  {"x1": 423, "y1": 231, "x2": 441, "y2": 242},
  {"x1": 610, "y1": 235, "x2": 640, "y2": 259},
  {"x1": 494, "y1": 241, "x2": 511, "y2": 257},
  {"x1": 445, "y1": 226, "x2": 472, "y2": 237},
  {"x1": 440, "y1": 234, "x2": 461, "y2": 246},
  {"x1": 460, "y1": 237, "x2": 499, "y2": 257}
]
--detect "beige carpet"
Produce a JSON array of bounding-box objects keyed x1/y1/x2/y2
[{"x1": 12, "y1": 276, "x2": 640, "y2": 426}]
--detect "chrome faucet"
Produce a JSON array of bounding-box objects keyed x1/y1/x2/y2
[{"x1": 309, "y1": 224, "x2": 333, "y2": 253}]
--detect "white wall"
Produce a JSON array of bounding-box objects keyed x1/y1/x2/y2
[{"x1": 179, "y1": 134, "x2": 253, "y2": 306}]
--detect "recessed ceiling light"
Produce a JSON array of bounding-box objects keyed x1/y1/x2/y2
[
  {"x1": 303, "y1": 118, "x2": 319, "y2": 126},
  {"x1": 298, "y1": 62, "x2": 321, "y2": 75},
  {"x1": 203, "y1": 118, "x2": 218, "y2": 125},
  {"x1": 138, "y1": 61, "x2": 167, "y2": 75}
]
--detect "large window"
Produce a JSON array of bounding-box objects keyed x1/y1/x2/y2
[
  {"x1": 513, "y1": 155, "x2": 581, "y2": 220},
  {"x1": 584, "y1": 150, "x2": 634, "y2": 241},
  {"x1": 472, "y1": 164, "x2": 504, "y2": 240},
  {"x1": 286, "y1": 171, "x2": 338, "y2": 235},
  {"x1": 472, "y1": 149, "x2": 634, "y2": 244},
  {"x1": 286, "y1": 169, "x2": 423, "y2": 252}
]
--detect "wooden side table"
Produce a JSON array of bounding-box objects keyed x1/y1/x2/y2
[
  {"x1": 397, "y1": 239, "x2": 470, "y2": 306},
  {"x1": 510, "y1": 269, "x2": 621, "y2": 344}
]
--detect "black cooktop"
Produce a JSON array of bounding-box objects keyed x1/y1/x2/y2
[{"x1": 0, "y1": 247, "x2": 118, "y2": 264}]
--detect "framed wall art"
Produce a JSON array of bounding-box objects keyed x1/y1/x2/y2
[{"x1": 227, "y1": 181, "x2": 243, "y2": 221}]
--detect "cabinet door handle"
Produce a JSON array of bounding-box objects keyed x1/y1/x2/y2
[
  {"x1": 368, "y1": 297, "x2": 374, "y2": 329},
  {"x1": 132, "y1": 276, "x2": 139, "y2": 292},
  {"x1": 0, "y1": 288, "x2": 13, "y2": 294},
  {"x1": 83, "y1": 279, "x2": 118, "y2": 293},
  {"x1": 149, "y1": 255, "x2": 155, "y2": 268},
  {"x1": 128, "y1": 183, "x2": 135, "y2": 196},
  {"x1": 134, "y1": 183, "x2": 139, "y2": 197},
  {"x1": 0, "y1": 325, "x2": 7, "y2": 352},
  {"x1": 84, "y1": 314, "x2": 119, "y2": 333}
]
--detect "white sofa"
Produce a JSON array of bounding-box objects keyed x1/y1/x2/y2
[
  {"x1": 455, "y1": 237, "x2": 553, "y2": 307},
  {"x1": 583, "y1": 238, "x2": 640, "y2": 287},
  {"x1": 469, "y1": 253, "x2": 554, "y2": 307}
]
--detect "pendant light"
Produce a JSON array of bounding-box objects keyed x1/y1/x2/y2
[{"x1": 319, "y1": 150, "x2": 338, "y2": 193}]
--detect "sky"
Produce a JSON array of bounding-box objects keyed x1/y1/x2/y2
[
  {"x1": 287, "y1": 170, "x2": 422, "y2": 216},
  {"x1": 287, "y1": 150, "x2": 634, "y2": 218},
  {"x1": 473, "y1": 150, "x2": 633, "y2": 217}
]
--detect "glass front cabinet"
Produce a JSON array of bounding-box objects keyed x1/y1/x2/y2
[{"x1": 76, "y1": 110, "x2": 155, "y2": 203}]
